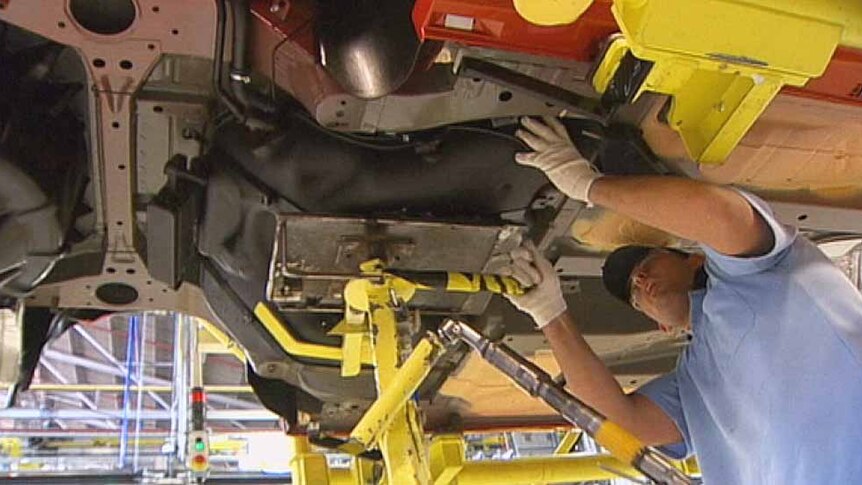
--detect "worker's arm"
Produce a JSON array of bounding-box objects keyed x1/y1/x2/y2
[
  {"x1": 542, "y1": 312, "x2": 683, "y2": 446},
  {"x1": 501, "y1": 243, "x2": 684, "y2": 448},
  {"x1": 589, "y1": 176, "x2": 772, "y2": 257},
  {"x1": 514, "y1": 116, "x2": 772, "y2": 257}
]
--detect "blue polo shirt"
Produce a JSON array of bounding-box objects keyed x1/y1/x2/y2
[{"x1": 637, "y1": 191, "x2": 862, "y2": 484}]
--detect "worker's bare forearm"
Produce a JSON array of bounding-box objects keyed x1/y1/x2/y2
[
  {"x1": 542, "y1": 312, "x2": 682, "y2": 445},
  {"x1": 589, "y1": 176, "x2": 771, "y2": 256}
]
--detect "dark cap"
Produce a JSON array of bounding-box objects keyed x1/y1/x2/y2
[{"x1": 602, "y1": 245, "x2": 653, "y2": 305}]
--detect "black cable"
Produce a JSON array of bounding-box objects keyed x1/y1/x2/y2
[
  {"x1": 286, "y1": 110, "x2": 420, "y2": 151},
  {"x1": 212, "y1": 0, "x2": 245, "y2": 121}
]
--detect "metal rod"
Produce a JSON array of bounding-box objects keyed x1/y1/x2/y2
[
  {"x1": 0, "y1": 408, "x2": 278, "y2": 421},
  {"x1": 73, "y1": 325, "x2": 171, "y2": 410},
  {"x1": 133, "y1": 314, "x2": 148, "y2": 471},
  {"x1": 40, "y1": 350, "x2": 258, "y2": 409},
  {"x1": 16, "y1": 384, "x2": 254, "y2": 393},
  {"x1": 118, "y1": 315, "x2": 138, "y2": 468},
  {"x1": 38, "y1": 360, "x2": 101, "y2": 413}
]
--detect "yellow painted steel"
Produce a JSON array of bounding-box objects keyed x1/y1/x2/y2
[
  {"x1": 0, "y1": 438, "x2": 22, "y2": 458},
  {"x1": 681, "y1": 456, "x2": 701, "y2": 476},
  {"x1": 593, "y1": 420, "x2": 643, "y2": 465},
  {"x1": 290, "y1": 436, "x2": 331, "y2": 485},
  {"x1": 429, "y1": 435, "x2": 465, "y2": 485},
  {"x1": 366, "y1": 288, "x2": 433, "y2": 484},
  {"x1": 454, "y1": 454, "x2": 642, "y2": 484},
  {"x1": 513, "y1": 0, "x2": 594, "y2": 26},
  {"x1": 591, "y1": 35, "x2": 629, "y2": 94},
  {"x1": 591, "y1": 0, "x2": 862, "y2": 164},
  {"x1": 197, "y1": 319, "x2": 247, "y2": 362},
  {"x1": 338, "y1": 278, "x2": 374, "y2": 377},
  {"x1": 553, "y1": 429, "x2": 583, "y2": 455},
  {"x1": 254, "y1": 302, "x2": 374, "y2": 367},
  {"x1": 350, "y1": 336, "x2": 444, "y2": 449}
]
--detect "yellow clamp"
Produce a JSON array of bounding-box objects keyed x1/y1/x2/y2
[{"x1": 593, "y1": 0, "x2": 855, "y2": 164}]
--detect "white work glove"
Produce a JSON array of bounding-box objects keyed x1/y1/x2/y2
[
  {"x1": 515, "y1": 116, "x2": 602, "y2": 204},
  {"x1": 498, "y1": 242, "x2": 567, "y2": 329}
]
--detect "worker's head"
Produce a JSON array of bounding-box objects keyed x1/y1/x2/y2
[{"x1": 602, "y1": 246, "x2": 704, "y2": 332}]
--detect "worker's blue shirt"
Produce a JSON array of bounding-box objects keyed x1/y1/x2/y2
[{"x1": 637, "y1": 191, "x2": 862, "y2": 484}]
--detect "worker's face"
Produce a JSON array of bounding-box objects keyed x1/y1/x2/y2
[{"x1": 628, "y1": 250, "x2": 701, "y2": 333}]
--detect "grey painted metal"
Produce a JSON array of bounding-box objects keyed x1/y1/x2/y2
[
  {"x1": 0, "y1": 408, "x2": 277, "y2": 421},
  {"x1": 268, "y1": 213, "x2": 523, "y2": 314},
  {"x1": 554, "y1": 254, "x2": 605, "y2": 277}
]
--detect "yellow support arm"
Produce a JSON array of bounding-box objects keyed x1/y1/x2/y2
[{"x1": 254, "y1": 302, "x2": 374, "y2": 369}]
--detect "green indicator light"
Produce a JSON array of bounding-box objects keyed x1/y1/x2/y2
[{"x1": 195, "y1": 441, "x2": 205, "y2": 452}]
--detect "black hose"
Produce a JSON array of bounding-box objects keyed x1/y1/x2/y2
[
  {"x1": 212, "y1": 0, "x2": 245, "y2": 121},
  {"x1": 227, "y1": 0, "x2": 277, "y2": 116}
]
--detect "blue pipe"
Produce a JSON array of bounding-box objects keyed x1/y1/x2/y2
[{"x1": 118, "y1": 315, "x2": 139, "y2": 468}]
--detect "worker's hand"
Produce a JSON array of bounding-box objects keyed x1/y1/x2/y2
[
  {"x1": 499, "y1": 242, "x2": 567, "y2": 329},
  {"x1": 515, "y1": 116, "x2": 602, "y2": 204}
]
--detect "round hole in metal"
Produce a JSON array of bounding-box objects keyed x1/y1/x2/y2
[
  {"x1": 95, "y1": 283, "x2": 139, "y2": 305},
  {"x1": 70, "y1": 0, "x2": 136, "y2": 35}
]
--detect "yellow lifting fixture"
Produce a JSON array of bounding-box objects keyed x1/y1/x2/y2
[
  {"x1": 287, "y1": 261, "x2": 694, "y2": 484},
  {"x1": 518, "y1": 0, "x2": 862, "y2": 164}
]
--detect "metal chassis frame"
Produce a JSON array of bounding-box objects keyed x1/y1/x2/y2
[{"x1": 0, "y1": 0, "x2": 219, "y2": 320}]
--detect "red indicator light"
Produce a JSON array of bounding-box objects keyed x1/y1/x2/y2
[
  {"x1": 193, "y1": 454, "x2": 207, "y2": 465},
  {"x1": 192, "y1": 389, "x2": 206, "y2": 403}
]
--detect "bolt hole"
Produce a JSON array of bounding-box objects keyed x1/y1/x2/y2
[
  {"x1": 545, "y1": 102, "x2": 555, "y2": 108},
  {"x1": 498, "y1": 91, "x2": 513, "y2": 102},
  {"x1": 148, "y1": 298, "x2": 154, "y2": 302},
  {"x1": 92, "y1": 58, "x2": 106, "y2": 68},
  {"x1": 161, "y1": 289, "x2": 168, "y2": 293},
  {"x1": 118, "y1": 164, "x2": 126, "y2": 170},
  {"x1": 146, "y1": 280, "x2": 152, "y2": 285},
  {"x1": 152, "y1": 6, "x2": 160, "y2": 13},
  {"x1": 629, "y1": 379, "x2": 638, "y2": 385},
  {"x1": 153, "y1": 106, "x2": 164, "y2": 113},
  {"x1": 339, "y1": 100, "x2": 347, "y2": 106},
  {"x1": 119, "y1": 59, "x2": 133, "y2": 70},
  {"x1": 335, "y1": 110, "x2": 345, "y2": 118},
  {"x1": 111, "y1": 121, "x2": 120, "y2": 129},
  {"x1": 797, "y1": 214, "x2": 808, "y2": 221},
  {"x1": 58, "y1": 21, "x2": 67, "y2": 28},
  {"x1": 147, "y1": 43, "x2": 156, "y2": 50},
  {"x1": 116, "y1": 221, "x2": 123, "y2": 226},
  {"x1": 126, "y1": 268, "x2": 136, "y2": 275},
  {"x1": 85, "y1": 285, "x2": 92, "y2": 290},
  {"x1": 171, "y1": 28, "x2": 179, "y2": 35},
  {"x1": 106, "y1": 267, "x2": 117, "y2": 274}
]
